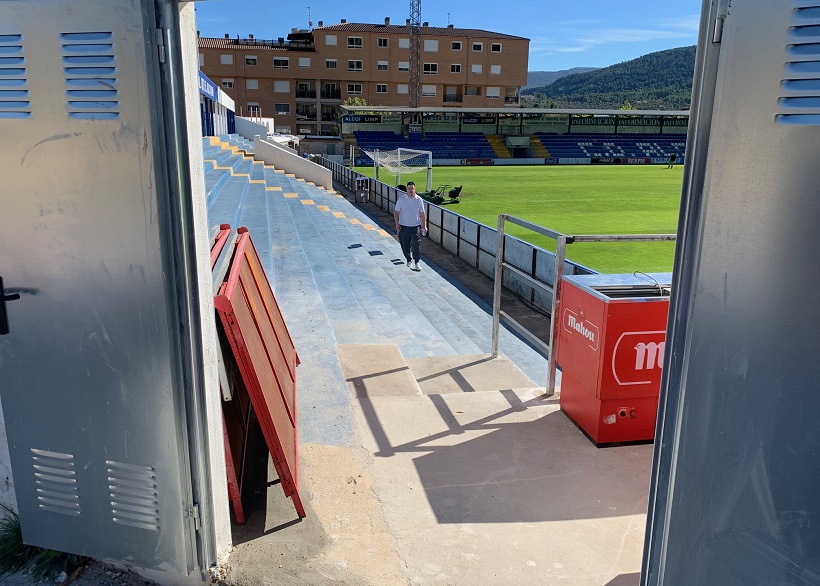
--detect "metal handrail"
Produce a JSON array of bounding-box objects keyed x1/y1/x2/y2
[{"x1": 492, "y1": 214, "x2": 677, "y2": 397}]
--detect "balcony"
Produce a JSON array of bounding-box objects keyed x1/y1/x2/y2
[
  {"x1": 444, "y1": 95, "x2": 463, "y2": 103},
  {"x1": 296, "y1": 110, "x2": 317, "y2": 121},
  {"x1": 321, "y1": 112, "x2": 337, "y2": 121},
  {"x1": 295, "y1": 89, "x2": 317, "y2": 99},
  {"x1": 321, "y1": 89, "x2": 341, "y2": 100},
  {"x1": 505, "y1": 96, "x2": 520, "y2": 104}
]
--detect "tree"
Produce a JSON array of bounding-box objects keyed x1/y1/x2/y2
[
  {"x1": 342, "y1": 97, "x2": 369, "y2": 108},
  {"x1": 619, "y1": 100, "x2": 636, "y2": 110}
]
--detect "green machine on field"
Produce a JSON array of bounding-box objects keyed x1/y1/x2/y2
[{"x1": 421, "y1": 184, "x2": 463, "y2": 205}]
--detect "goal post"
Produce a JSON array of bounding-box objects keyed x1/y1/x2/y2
[{"x1": 360, "y1": 147, "x2": 432, "y2": 192}]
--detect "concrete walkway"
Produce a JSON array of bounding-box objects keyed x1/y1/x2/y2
[{"x1": 204, "y1": 139, "x2": 652, "y2": 586}]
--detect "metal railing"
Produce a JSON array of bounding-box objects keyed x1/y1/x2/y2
[{"x1": 491, "y1": 215, "x2": 676, "y2": 396}]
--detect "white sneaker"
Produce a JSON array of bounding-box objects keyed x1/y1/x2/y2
[
  {"x1": 413, "y1": 261, "x2": 421, "y2": 271},
  {"x1": 406, "y1": 260, "x2": 412, "y2": 268}
]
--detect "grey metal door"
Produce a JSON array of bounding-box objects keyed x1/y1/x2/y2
[
  {"x1": 644, "y1": 0, "x2": 820, "y2": 583},
  {"x1": 0, "y1": 0, "x2": 197, "y2": 574}
]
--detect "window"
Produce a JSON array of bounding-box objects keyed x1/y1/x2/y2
[
  {"x1": 398, "y1": 61, "x2": 409, "y2": 71},
  {"x1": 198, "y1": 53, "x2": 204, "y2": 67},
  {"x1": 246, "y1": 101, "x2": 260, "y2": 113},
  {"x1": 491, "y1": 43, "x2": 502, "y2": 52},
  {"x1": 399, "y1": 38, "x2": 410, "y2": 49},
  {"x1": 465, "y1": 86, "x2": 481, "y2": 96},
  {"x1": 348, "y1": 60, "x2": 363, "y2": 72},
  {"x1": 451, "y1": 41, "x2": 462, "y2": 51},
  {"x1": 275, "y1": 126, "x2": 291, "y2": 134},
  {"x1": 421, "y1": 84, "x2": 436, "y2": 97},
  {"x1": 378, "y1": 37, "x2": 389, "y2": 47},
  {"x1": 325, "y1": 59, "x2": 337, "y2": 69},
  {"x1": 275, "y1": 103, "x2": 291, "y2": 115},
  {"x1": 472, "y1": 42, "x2": 483, "y2": 52},
  {"x1": 423, "y1": 63, "x2": 438, "y2": 74},
  {"x1": 471, "y1": 64, "x2": 482, "y2": 74},
  {"x1": 246, "y1": 79, "x2": 258, "y2": 90},
  {"x1": 273, "y1": 57, "x2": 289, "y2": 69},
  {"x1": 273, "y1": 80, "x2": 290, "y2": 93},
  {"x1": 299, "y1": 57, "x2": 311, "y2": 68},
  {"x1": 424, "y1": 39, "x2": 439, "y2": 52},
  {"x1": 397, "y1": 84, "x2": 408, "y2": 94},
  {"x1": 325, "y1": 34, "x2": 337, "y2": 46},
  {"x1": 450, "y1": 64, "x2": 461, "y2": 73},
  {"x1": 221, "y1": 79, "x2": 234, "y2": 89},
  {"x1": 376, "y1": 84, "x2": 387, "y2": 93},
  {"x1": 245, "y1": 55, "x2": 257, "y2": 66},
  {"x1": 487, "y1": 86, "x2": 500, "y2": 99},
  {"x1": 347, "y1": 36, "x2": 363, "y2": 48},
  {"x1": 220, "y1": 54, "x2": 233, "y2": 65},
  {"x1": 377, "y1": 61, "x2": 388, "y2": 71},
  {"x1": 347, "y1": 83, "x2": 362, "y2": 95},
  {"x1": 490, "y1": 64, "x2": 501, "y2": 74}
]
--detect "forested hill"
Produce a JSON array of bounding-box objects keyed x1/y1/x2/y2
[
  {"x1": 523, "y1": 46, "x2": 696, "y2": 110},
  {"x1": 525, "y1": 68, "x2": 598, "y2": 89}
]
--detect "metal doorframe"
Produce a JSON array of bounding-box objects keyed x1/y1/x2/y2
[
  {"x1": 151, "y1": 0, "x2": 218, "y2": 574},
  {"x1": 640, "y1": 0, "x2": 732, "y2": 582}
]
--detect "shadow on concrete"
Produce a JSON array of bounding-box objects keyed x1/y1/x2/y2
[
  {"x1": 229, "y1": 416, "x2": 303, "y2": 545},
  {"x1": 411, "y1": 409, "x2": 651, "y2": 523},
  {"x1": 604, "y1": 572, "x2": 641, "y2": 585}
]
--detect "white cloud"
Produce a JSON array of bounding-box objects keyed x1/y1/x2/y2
[{"x1": 532, "y1": 14, "x2": 700, "y2": 56}]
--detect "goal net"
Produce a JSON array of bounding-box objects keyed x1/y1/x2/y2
[{"x1": 360, "y1": 147, "x2": 433, "y2": 192}]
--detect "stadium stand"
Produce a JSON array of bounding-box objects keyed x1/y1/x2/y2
[
  {"x1": 353, "y1": 130, "x2": 686, "y2": 162},
  {"x1": 354, "y1": 131, "x2": 497, "y2": 160},
  {"x1": 536, "y1": 133, "x2": 686, "y2": 160}
]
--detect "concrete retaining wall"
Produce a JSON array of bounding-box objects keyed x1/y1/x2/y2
[{"x1": 254, "y1": 137, "x2": 333, "y2": 189}]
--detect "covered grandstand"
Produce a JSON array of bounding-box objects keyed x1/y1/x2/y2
[{"x1": 341, "y1": 106, "x2": 689, "y2": 166}]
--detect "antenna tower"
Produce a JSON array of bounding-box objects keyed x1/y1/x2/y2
[
  {"x1": 408, "y1": 0, "x2": 421, "y2": 108},
  {"x1": 307, "y1": 6, "x2": 313, "y2": 29}
]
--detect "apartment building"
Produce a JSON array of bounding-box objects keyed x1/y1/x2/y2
[{"x1": 198, "y1": 18, "x2": 529, "y2": 135}]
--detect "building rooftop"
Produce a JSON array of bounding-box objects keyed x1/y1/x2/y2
[
  {"x1": 315, "y1": 22, "x2": 529, "y2": 40},
  {"x1": 341, "y1": 105, "x2": 691, "y2": 117}
]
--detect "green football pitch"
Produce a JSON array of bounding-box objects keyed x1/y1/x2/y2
[{"x1": 355, "y1": 165, "x2": 684, "y2": 274}]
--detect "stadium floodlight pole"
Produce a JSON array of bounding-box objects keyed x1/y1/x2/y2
[{"x1": 409, "y1": 0, "x2": 421, "y2": 109}]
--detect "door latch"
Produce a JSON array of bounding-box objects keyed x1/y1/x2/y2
[{"x1": 0, "y1": 277, "x2": 20, "y2": 335}]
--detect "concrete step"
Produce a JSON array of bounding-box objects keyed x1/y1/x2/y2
[{"x1": 207, "y1": 175, "x2": 250, "y2": 228}]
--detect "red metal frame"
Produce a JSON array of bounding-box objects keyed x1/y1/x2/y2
[
  {"x1": 222, "y1": 412, "x2": 246, "y2": 524},
  {"x1": 211, "y1": 224, "x2": 247, "y2": 524},
  {"x1": 210, "y1": 223, "x2": 232, "y2": 268},
  {"x1": 214, "y1": 228, "x2": 304, "y2": 518}
]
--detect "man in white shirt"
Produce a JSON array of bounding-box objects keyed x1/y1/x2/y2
[{"x1": 393, "y1": 181, "x2": 428, "y2": 271}]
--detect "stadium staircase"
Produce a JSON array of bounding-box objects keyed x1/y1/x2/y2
[
  {"x1": 486, "y1": 135, "x2": 512, "y2": 158},
  {"x1": 202, "y1": 135, "x2": 544, "y2": 384},
  {"x1": 529, "y1": 136, "x2": 551, "y2": 158}
]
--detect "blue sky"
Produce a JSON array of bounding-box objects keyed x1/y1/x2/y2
[{"x1": 195, "y1": 0, "x2": 703, "y2": 71}]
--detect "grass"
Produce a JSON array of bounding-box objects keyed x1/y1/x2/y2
[
  {"x1": 355, "y1": 165, "x2": 684, "y2": 273},
  {"x1": 0, "y1": 510, "x2": 84, "y2": 580}
]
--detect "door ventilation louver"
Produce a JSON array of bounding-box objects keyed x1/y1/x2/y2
[
  {"x1": 778, "y1": 3, "x2": 820, "y2": 124},
  {"x1": 31, "y1": 449, "x2": 80, "y2": 517},
  {"x1": 0, "y1": 34, "x2": 29, "y2": 119},
  {"x1": 106, "y1": 461, "x2": 160, "y2": 531},
  {"x1": 61, "y1": 32, "x2": 119, "y2": 120}
]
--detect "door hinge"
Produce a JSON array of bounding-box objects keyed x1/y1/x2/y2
[
  {"x1": 185, "y1": 503, "x2": 202, "y2": 531},
  {"x1": 155, "y1": 29, "x2": 167, "y2": 64},
  {"x1": 713, "y1": 0, "x2": 730, "y2": 44}
]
